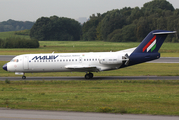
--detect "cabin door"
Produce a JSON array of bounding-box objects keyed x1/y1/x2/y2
[{"x1": 23, "y1": 56, "x2": 29, "y2": 70}]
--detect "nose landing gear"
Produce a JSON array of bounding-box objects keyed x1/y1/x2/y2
[
  {"x1": 85, "y1": 72, "x2": 93, "y2": 79},
  {"x1": 22, "y1": 73, "x2": 26, "y2": 79},
  {"x1": 22, "y1": 76, "x2": 26, "y2": 79}
]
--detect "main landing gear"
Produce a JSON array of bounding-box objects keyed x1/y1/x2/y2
[{"x1": 85, "y1": 72, "x2": 93, "y2": 79}]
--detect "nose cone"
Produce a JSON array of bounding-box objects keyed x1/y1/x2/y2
[{"x1": 3, "y1": 63, "x2": 7, "y2": 71}]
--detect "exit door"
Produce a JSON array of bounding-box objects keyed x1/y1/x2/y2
[{"x1": 23, "y1": 56, "x2": 29, "y2": 70}]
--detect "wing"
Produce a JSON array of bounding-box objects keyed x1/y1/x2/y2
[{"x1": 65, "y1": 65, "x2": 100, "y2": 72}]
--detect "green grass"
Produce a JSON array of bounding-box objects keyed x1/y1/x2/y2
[
  {"x1": 0, "y1": 31, "x2": 179, "y2": 57},
  {"x1": 0, "y1": 80, "x2": 179, "y2": 115},
  {"x1": 0, "y1": 41, "x2": 179, "y2": 57},
  {"x1": 0, "y1": 31, "x2": 30, "y2": 39}
]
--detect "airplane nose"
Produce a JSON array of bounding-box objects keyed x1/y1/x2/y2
[{"x1": 3, "y1": 63, "x2": 7, "y2": 71}]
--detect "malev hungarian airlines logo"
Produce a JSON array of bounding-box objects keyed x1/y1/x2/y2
[{"x1": 143, "y1": 35, "x2": 157, "y2": 52}]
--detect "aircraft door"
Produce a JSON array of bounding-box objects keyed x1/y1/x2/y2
[{"x1": 23, "y1": 56, "x2": 29, "y2": 70}]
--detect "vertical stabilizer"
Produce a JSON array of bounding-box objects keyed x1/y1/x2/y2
[{"x1": 128, "y1": 30, "x2": 176, "y2": 66}]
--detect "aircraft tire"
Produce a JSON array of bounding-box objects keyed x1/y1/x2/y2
[
  {"x1": 89, "y1": 73, "x2": 93, "y2": 78},
  {"x1": 85, "y1": 73, "x2": 93, "y2": 79},
  {"x1": 85, "y1": 74, "x2": 90, "y2": 79},
  {"x1": 22, "y1": 76, "x2": 26, "y2": 79}
]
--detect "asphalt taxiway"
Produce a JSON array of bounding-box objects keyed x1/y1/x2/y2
[
  {"x1": 0, "y1": 109, "x2": 178, "y2": 120},
  {"x1": 1, "y1": 76, "x2": 179, "y2": 81}
]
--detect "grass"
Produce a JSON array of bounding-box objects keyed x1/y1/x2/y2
[
  {"x1": 0, "y1": 41, "x2": 179, "y2": 57},
  {"x1": 0, "y1": 31, "x2": 179, "y2": 57},
  {"x1": 0, "y1": 80, "x2": 179, "y2": 115},
  {"x1": 0, "y1": 31, "x2": 30, "y2": 39}
]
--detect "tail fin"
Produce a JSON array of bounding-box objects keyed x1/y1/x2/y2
[
  {"x1": 128, "y1": 30, "x2": 176, "y2": 66},
  {"x1": 133, "y1": 30, "x2": 176, "y2": 53}
]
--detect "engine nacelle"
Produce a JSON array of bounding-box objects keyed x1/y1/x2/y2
[{"x1": 99, "y1": 55, "x2": 122, "y2": 65}]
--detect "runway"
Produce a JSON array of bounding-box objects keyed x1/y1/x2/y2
[
  {"x1": 1, "y1": 76, "x2": 179, "y2": 81},
  {"x1": 0, "y1": 109, "x2": 178, "y2": 120},
  {"x1": 0, "y1": 55, "x2": 179, "y2": 63},
  {"x1": 0, "y1": 55, "x2": 15, "y2": 61}
]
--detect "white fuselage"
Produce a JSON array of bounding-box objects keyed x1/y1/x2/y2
[{"x1": 7, "y1": 51, "x2": 129, "y2": 73}]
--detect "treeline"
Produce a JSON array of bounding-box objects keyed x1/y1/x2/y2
[
  {"x1": 0, "y1": 37, "x2": 39, "y2": 48},
  {"x1": 1, "y1": 0, "x2": 179, "y2": 43},
  {"x1": 0, "y1": 19, "x2": 34, "y2": 32},
  {"x1": 82, "y1": 0, "x2": 179, "y2": 42},
  {"x1": 29, "y1": 0, "x2": 179, "y2": 42},
  {"x1": 30, "y1": 16, "x2": 81, "y2": 41}
]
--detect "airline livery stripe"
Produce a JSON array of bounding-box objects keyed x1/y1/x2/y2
[
  {"x1": 147, "y1": 39, "x2": 156, "y2": 52},
  {"x1": 151, "y1": 44, "x2": 156, "y2": 52},
  {"x1": 142, "y1": 35, "x2": 156, "y2": 52}
]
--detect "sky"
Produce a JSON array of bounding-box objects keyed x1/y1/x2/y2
[{"x1": 0, "y1": 0, "x2": 179, "y2": 22}]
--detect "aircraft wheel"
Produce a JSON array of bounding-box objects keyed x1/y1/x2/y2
[
  {"x1": 89, "y1": 73, "x2": 93, "y2": 78},
  {"x1": 85, "y1": 73, "x2": 93, "y2": 79},
  {"x1": 22, "y1": 76, "x2": 26, "y2": 79},
  {"x1": 85, "y1": 74, "x2": 90, "y2": 79}
]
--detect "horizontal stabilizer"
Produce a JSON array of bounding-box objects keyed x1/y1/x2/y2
[{"x1": 153, "y1": 31, "x2": 176, "y2": 35}]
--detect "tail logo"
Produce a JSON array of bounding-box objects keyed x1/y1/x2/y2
[{"x1": 143, "y1": 35, "x2": 157, "y2": 52}]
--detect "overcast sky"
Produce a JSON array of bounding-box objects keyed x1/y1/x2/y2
[{"x1": 0, "y1": 0, "x2": 179, "y2": 22}]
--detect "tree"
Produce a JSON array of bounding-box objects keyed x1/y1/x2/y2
[
  {"x1": 100, "y1": 9, "x2": 127, "y2": 40},
  {"x1": 0, "y1": 19, "x2": 34, "y2": 32},
  {"x1": 30, "y1": 16, "x2": 81, "y2": 41}
]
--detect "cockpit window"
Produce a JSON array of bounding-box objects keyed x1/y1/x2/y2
[{"x1": 10, "y1": 59, "x2": 19, "y2": 62}]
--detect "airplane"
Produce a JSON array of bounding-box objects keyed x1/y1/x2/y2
[{"x1": 2, "y1": 30, "x2": 176, "y2": 79}]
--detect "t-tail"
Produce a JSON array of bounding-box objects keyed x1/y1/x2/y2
[{"x1": 128, "y1": 30, "x2": 176, "y2": 66}]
